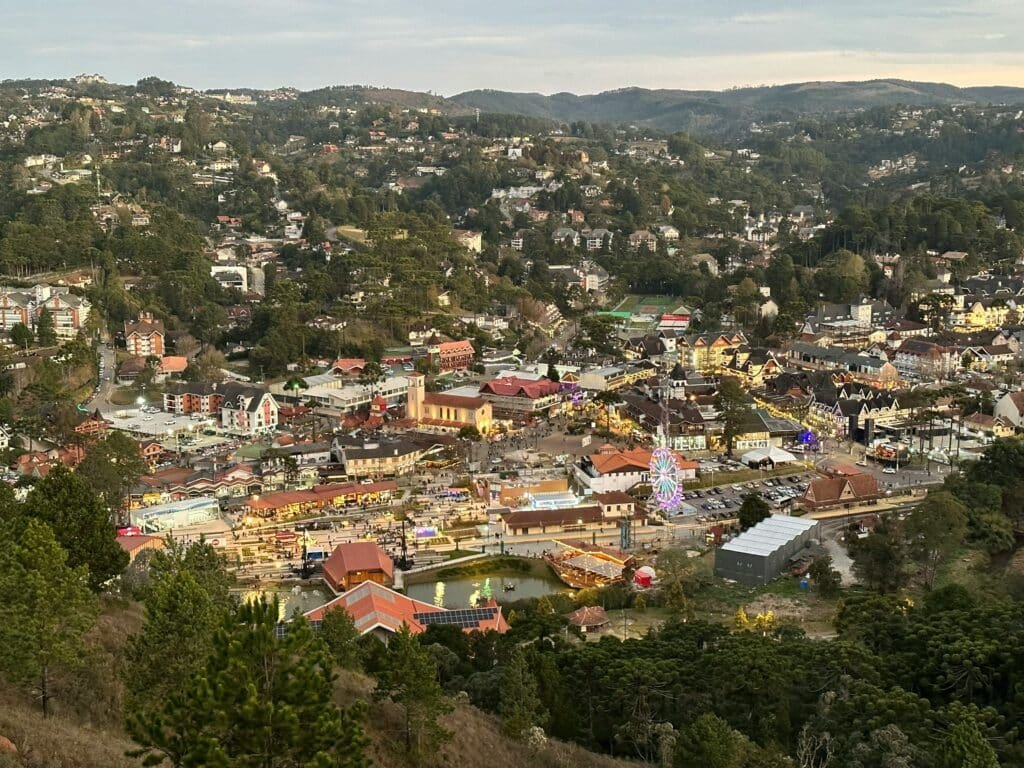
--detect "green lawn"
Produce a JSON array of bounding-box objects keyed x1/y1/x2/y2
[{"x1": 612, "y1": 294, "x2": 682, "y2": 314}]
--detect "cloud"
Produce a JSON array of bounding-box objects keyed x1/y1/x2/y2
[{"x1": 5, "y1": 1, "x2": 1024, "y2": 92}]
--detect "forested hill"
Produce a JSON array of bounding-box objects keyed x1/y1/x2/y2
[{"x1": 450, "y1": 79, "x2": 1024, "y2": 134}]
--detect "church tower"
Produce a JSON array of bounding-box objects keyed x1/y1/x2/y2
[{"x1": 406, "y1": 372, "x2": 425, "y2": 420}]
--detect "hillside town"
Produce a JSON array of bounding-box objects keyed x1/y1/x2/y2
[{"x1": 1, "y1": 70, "x2": 1024, "y2": 768}]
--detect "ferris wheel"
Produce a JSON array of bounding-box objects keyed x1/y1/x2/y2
[{"x1": 649, "y1": 446, "x2": 683, "y2": 511}]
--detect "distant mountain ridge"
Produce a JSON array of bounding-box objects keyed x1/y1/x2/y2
[{"x1": 449, "y1": 79, "x2": 1024, "y2": 134}]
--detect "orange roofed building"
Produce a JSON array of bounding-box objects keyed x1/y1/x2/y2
[
  {"x1": 303, "y1": 581, "x2": 509, "y2": 641},
  {"x1": 426, "y1": 336, "x2": 475, "y2": 372},
  {"x1": 574, "y1": 444, "x2": 699, "y2": 494},
  {"x1": 322, "y1": 542, "x2": 394, "y2": 593}
]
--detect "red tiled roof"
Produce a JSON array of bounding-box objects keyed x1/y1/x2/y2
[
  {"x1": 595, "y1": 490, "x2": 635, "y2": 506},
  {"x1": 590, "y1": 448, "x2": 698, "y2": 476},
  {"x1": 304, "y1": 581, "x2": 509, "y2": 635},
  {"x1": 332, "y1": 358, "x2": 366, "y2": 373},
  {"x1": 803, "y1": 473, "x2": 880, "y2": 505},
  {"x1": 438, "y1": 340, "x2": 474, "y2": 355},
  {"x1": 116, "y1": 534, "x2": 163, "y2": 553},
  {"x1": 479, "y1": 376, "x2": 560, "y2": 399},
  {"x1": 158, "y1": 356, "x2": 188, "y2": 374},
  {"x1": 323, "y1": 542, "x2": 394, "y2": 588}
]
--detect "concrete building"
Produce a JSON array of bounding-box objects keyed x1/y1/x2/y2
[
  {"x1": 210, "y1": 264, "x2": 249, "y2": 293},
  {"x1": 333, "y1": 437, "x2": 423, "y2": 479},
  {"x1": 125, "y1": 312, "x2": 166, "y2": 356},
  {"x1": 0, "y1": 285, "x2": 92, "y2": 339},
  {"x1": 714, "y1": 515, "x2": 820, "y2": 585}
]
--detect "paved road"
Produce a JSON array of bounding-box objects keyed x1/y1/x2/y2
[{"x1": 85, "y1": 344, "x2": 117, "y2": 410}]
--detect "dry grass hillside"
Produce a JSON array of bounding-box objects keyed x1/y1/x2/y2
[
  {"x1": 0, "y1": 701, "x2": 138, "y2": 768},
  {"x1": 0, "y1": 683, "x2": 633, "y2": 768},
  {"x1": 336, "y1": 672, "x2": 634, "y2": 768}
]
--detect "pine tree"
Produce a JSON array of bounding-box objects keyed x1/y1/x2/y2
[
  {"x1": 35, "y1": 307, "x2": 56, "y2": 347},
  {"x1": 130, "y1": 598, "x2": 368, "y2": 768},
  {"x1": 123, "y1": 570, "x2": 221, "y2": 725},
  {"x1": 374, "y1": 625, "x2": 453, "y2": 764},
  {"x1": 938, "y1": 718, "x2": 999, "y2": 768},
  {"x1": 499, "y1": 649, "x2": 546, "y2": 739},
  {"x1": 76, "y1": 431, "x2": 149, "y2": 510},
  {"x1": 0, "y1": 518, "x2": 97, "y2": 716},
  {"x1": 22, "y1": 465, "x2": 128, "y2": 590},
  {"x1": 319, "y1": 605, "x2": 363, "y2": 670}
]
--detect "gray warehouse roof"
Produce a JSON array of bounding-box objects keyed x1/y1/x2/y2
[{"x1": 719, "y1": 514, "x2": 818, "y2": 557}]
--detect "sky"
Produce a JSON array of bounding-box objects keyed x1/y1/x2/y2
[{"x1": 4, "y1": 0, "x2": 1024, "y2": 95}]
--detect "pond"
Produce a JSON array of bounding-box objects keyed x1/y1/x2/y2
[
  {"x1": 406, "y1": 573, "x2": 567, "y2": 609},
  {"x1": 235, "y1": 583, "x2": 333, "y2": 621}
]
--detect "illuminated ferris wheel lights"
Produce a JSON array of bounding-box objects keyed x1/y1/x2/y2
[{"x1": 650, "y1": 446, "x2": 683, "y2": 511}]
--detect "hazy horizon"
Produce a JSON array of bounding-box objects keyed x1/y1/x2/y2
[{"x1": 6, "y1": 1, "x2": 1024, "y2": 96}]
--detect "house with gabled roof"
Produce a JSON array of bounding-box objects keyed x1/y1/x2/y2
[
  {"x1": 478, "y1": 376, "x2": 561, "y2": 417},
  {"x1": 302, "y1": 581, "x2": 509, "y2": 641},
  {"x1": 575, "y1": 445, "x2": 698, "y2": 494},
  {"x1": 994, "y1": 391, "x2": 1024, "y2": 431},
  {"x1": 220, "y1": 382, "x2": 279, "y2": 436},
  {"x1": 798, "y1": 471, "x2": 881, "y2": 511},
  {"x1": 322, "y1": 542, "x2": 394, "y2": 592}
]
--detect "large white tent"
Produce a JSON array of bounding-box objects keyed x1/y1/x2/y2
[{"x1": 740, "y1": 446, "x2": 799, "y2": 467}]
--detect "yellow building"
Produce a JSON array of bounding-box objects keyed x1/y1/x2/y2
[
  {"x1": 955, "y1": 300, "x2": 1010, "y2": 331},
  {"x1": 406, "y1": 373, "x2": 493, "y2": 434},
  {"x1": 683, "y1": 333, "x2": 749, "y2": 373}
]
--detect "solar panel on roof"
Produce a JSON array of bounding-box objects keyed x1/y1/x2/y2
[{"x1": 414, "y1": 608, "x2": 498, "y2": 629}]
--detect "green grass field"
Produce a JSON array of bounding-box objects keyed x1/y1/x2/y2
[{"x1": 612, "y1": 294, "x2": 690, "y2": 318}]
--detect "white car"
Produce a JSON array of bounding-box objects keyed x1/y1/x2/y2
[{"x1": 882, "y1": 467, "x2": 897, "y2": 475}]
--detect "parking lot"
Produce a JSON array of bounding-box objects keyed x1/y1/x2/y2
[
  {"x1": 101, "y1": 406, "x2": 232, "y2": 453},
  {"x1": 666, "y1": 456, "x2": 817, "y2": 522}
]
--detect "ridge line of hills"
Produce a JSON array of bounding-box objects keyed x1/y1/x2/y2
[{"x1": 447, "y1": 78, "x2": 1024, "y2": 133}]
